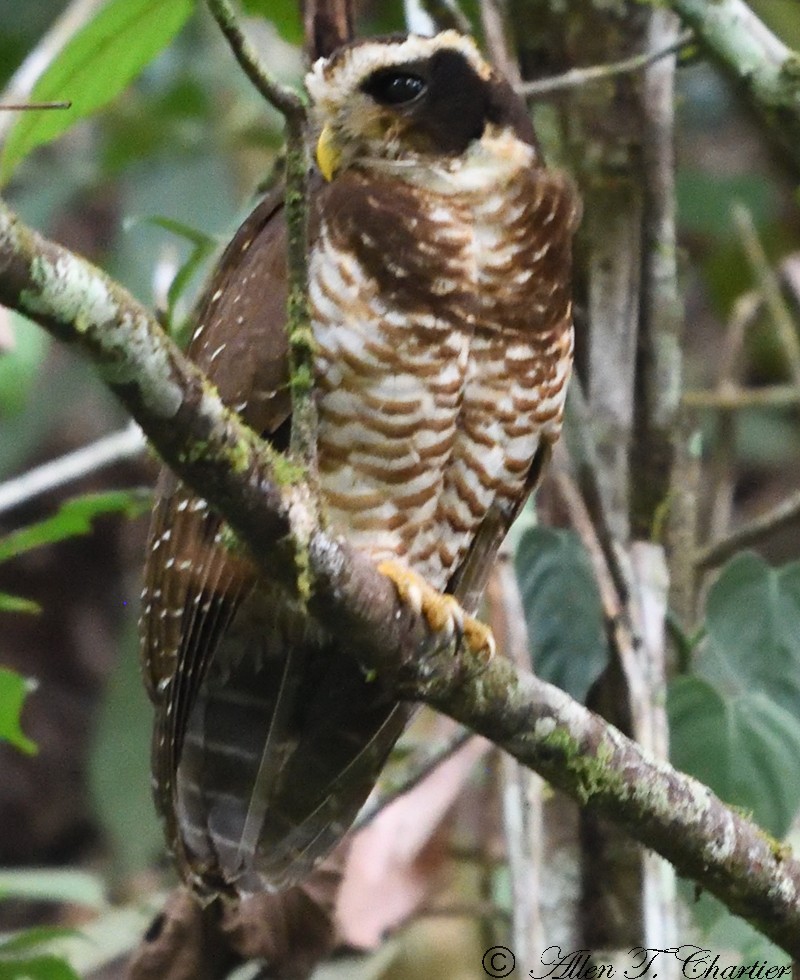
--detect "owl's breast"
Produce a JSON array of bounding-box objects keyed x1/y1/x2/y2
[{"x1": 309, "y1": 166, "x2": 575, "y2": 589}]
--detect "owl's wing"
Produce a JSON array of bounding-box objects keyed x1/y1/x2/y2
[
  {"x1": 141, "y1": 186, "x2": 410, "y2": 892},
  {"x1": 142, "y1": 186, "x2": 291, "y2": 686},
  {"x1": 141, "y1": 188, "x2": 293, "y2": 877},
  {"x1": 447, "y1": 443, "x2": 551, "y2": 614}
]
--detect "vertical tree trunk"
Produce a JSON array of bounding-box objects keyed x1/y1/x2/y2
[{"x1": 511, "y1": 0, "x2": 682, "y2": 958}]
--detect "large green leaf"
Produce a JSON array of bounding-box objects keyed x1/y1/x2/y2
[
  {"x1": 124, "y1": 214, "x2": 218, "y2": 341},
  {"x1": 669, "y1": 552, "x2": 800, "y2": 837},
  {"x1": 0, "y1": 954, "x2": 80, "y2": 980},
  {"x1": 0, "y1": 489, "x2": 151, "y2": 564},
  {"x1": 0, "y1": 666, "x2": 37, "y2": 755},
  {"x1": 678, "y1": 885, "x2": 785, "y2": 961},
  {"x1": 515, "y1": 527, "x2": 609, "y2": 701},
  {"x1": 0, "y1": 0, "x2": 195, "y2": 184},
  {"x1": 702, "y1": 552, "x2": 800, "y2": 713},
  {"x1": 668, "y1": 676, "x2": 800, "y2": 837},
  {"x1": 0, "y1": 924, "x2": 82, "y2": 980}
]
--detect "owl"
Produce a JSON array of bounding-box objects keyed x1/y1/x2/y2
[{"x1": 140, "y1": 30, "x2": 579, "y2": 896}]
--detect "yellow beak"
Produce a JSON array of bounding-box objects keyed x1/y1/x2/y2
[{"x1": 316, "y1": 124, "x2": 341, "y2": 182}]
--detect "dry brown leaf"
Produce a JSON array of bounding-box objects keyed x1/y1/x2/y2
[{"x1": 335, "y1": 722, "x2": 489, "y2": 950}]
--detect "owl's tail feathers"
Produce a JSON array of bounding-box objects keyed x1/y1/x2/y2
[{"x1": 174, "y1": 634, "x2": 411, "y2": 894}]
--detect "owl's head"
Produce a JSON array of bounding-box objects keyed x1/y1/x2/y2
[{"x1": 305, "y1": 31, "x2": 537, "y2": 185}]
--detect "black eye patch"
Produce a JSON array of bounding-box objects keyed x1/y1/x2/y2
[{"x1": 362, "y1": 69, "x2": 427, "y2": 106}]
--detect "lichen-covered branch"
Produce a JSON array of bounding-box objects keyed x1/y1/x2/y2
[
  {"x1": 665, "y1": 0, "x2": 800, "y2": 171},
  {"x1": 3, "y1": 199, "x2": 800, "y2": 954},
  {"x1": 206, "y1": 0, "x2": 318, "y2": 475},
  {"x1": 0, "y1": 198, "x2": 308, "y2": 595}
]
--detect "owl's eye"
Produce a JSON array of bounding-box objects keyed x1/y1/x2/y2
[{"x1": 363, "y1": 70, "x2": 427, "y2": 106}]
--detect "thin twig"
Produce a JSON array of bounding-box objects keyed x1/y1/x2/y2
[
  {"x1": 206, "y1": 0, "x2": 304, "y2": 118},
  {"x1": 0, "y1": 0, "x2": 105, "y2": 141},
  {"x1": 518, "y1": 29, "x2": 693, "y2": 98},
  {"x1": 0, "y1": 101, "x2": 71, "y2": 110},
  {"x1": 480, "y1": 0, "x2": 520, "y2": 88},
  {"x1": 205, "y1": 0, "x2": 318, "y2": 478},
  {"x1": 733, "y1": 202, "x2": 800, "y2": 387},
  {"x1": 551, "y1": 458, "x2": 646, "y2": 731},
  {"x1": 667, "y1": 420, "x2": 702, "y2": 629},
  {"x1": 0, "y1": 422, "x2": 146, "y2": 518},
  {"x1": 707, "y1": 296, "x2": 756, "y2": 546},
  {"x1": 682, "y1": 383, "x2": 800, "y2": 409},
  {"x1": 663, "y1": 0, "x2": 800, "y2": 170},
  {"x1": 303, "y1": 0, "x2": 354, "y2": 60},
  {"x1": 353, "y1": 726, "x2": 474, "y2": 831},
  {"x1": 562, "y1": 379, "x2": 631, "y2": 611},
  {"x1": 696, "y1": 488, "x2": 800, "y2": 571},
  {"x1": 414, "y1": 901, "x2": 511, "y2": 921},
  {"x1": 486, "y1": 555, "x2": 544, "y2": 961},
  {"x1": 417, "y1": 0, "x2": 472, "y2": 35}
]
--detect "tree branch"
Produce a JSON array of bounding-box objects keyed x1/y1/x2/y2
[
  {"x1": 665, "y1": 0, "x2": 800, "y2": 171},
  {"x1": 0, "y1": 422, "x2": 145, "y2": 517},
  {"x1": 696, "y1": 488, "x2": 800, "y2": 572},
  {"x1": 733, "y1": 202, "x2": 800, "y2": 386},
  {"x1": 4, "y1": 198, "x2": 800, "y2": 956},
  {"x1": 518, "y1": 29, "x2": 693, "y2": 99},
  {"x1": 206, "y1": 0, "x2": 318, "y2": 477}
]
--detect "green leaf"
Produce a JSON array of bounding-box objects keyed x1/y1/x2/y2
[
  {"x1": 702, "y1": 552, "x2": 800, "y2": 714},
  {"x1": 124, "y1": 214, "x2": 218, "y2": 339},
  {"x1": 0, "y1": 869, "x2": 105, "y2": 907},
  {"x1": 669, "y1": 553, "x2": 800, "y2": 837},
  {"x1": 0, "y1": 489, "x2": 151, "y2": 565},
  {"x1": 0, "y1": 593, "x2": 41, "y2": 615},
  {"x1": 0, "y1": 315, "x2": 49, "y2": 416},
  {"x1": 0, "y1": 667, "x2": 37, "y2": 755},
  {"x1": 515, "y1": 527, "x2": 609, "y2": 702},
  {"x1": 0, "y1": 954, "x2": 80, "y2": 980},
  {"x1": 240, "y1": 0, "x2": 303, "y2": 44},
  {"x1": 669, "y1": 675, "x2": 800, "y2": 838},
  {"x1": 0, "y1": 928, "x2": 84, "y2": 956},
  {"x1": 0, "y1": 0, "x2": 195, "y2": 184},
  {"x1": 678, "y1": 884, "x2": 786, "y2": 961}
]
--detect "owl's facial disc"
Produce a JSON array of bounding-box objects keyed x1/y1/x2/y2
[{"x1": 307, "y1": 31, "x2": 537, "y2": 182}]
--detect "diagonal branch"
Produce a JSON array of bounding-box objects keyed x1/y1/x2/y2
[
  {"x1": 3, "y1": 198, "x2": 800, "y2": 956},
  {"x1": 664, "y1": 0, "x2": 800, "y2": 171},
  {"x1": 518, "y1": 29, "x2": 693, "y2": 99},
  {"x1": 0, "y1": 421, "x2": 145, "y2": 517}
]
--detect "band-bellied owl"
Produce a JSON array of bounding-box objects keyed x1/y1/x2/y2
[{"x1": 140, "y1": 30, "x2": 579, "y2": 895}]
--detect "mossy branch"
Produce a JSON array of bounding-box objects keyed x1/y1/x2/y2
[
  {"x1": 665, "y1": 0, "x2": 800, "y2": 171},
  {"x1": 206, "y1": 0, "x2": 318, "y2": 477},
  {"x1": 3, "y1": 197, "x2": 800, "y2": 955}
]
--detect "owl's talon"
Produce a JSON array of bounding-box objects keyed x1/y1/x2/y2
[
  {"x1": 463, "y1": 617, "x2": 496, "y2": 662},
  {"x1": 377, "y1": 559, "x2": 494, "y2": 659}
]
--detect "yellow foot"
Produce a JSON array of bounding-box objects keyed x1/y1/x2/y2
[{"x1": 377, "y1": 559, "x2": 496, "y2": 660}]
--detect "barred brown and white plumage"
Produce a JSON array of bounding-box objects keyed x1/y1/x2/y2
[{"x1": 140, "y1": 29, "x2": 580, "y2": 895}]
